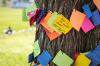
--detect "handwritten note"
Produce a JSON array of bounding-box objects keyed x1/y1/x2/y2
[{"x1": 53, "y1": 15, "x2": 72, "y2": 34}]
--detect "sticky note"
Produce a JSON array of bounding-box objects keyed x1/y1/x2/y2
[
  {"x1": 53, "y1": 50, "x2": 73, "y2": 66},
  {"x1": 82, "y1": 4, "x2": 92, "y2": 18},
  {"x1": 47, "y1": 12, "x2": 62, "y2": 34},
  {"x1": 74, "y1": 54, "x2": 91, "y2": 66},
  {"x1": 28, "y1": 9, "x2": 41, "y2": 26},
  {"x1": 70, "y1": 9, "x2": 86, "y2": 31},
  {"x1": 37, "y1": 50, "x2": 52, "y2": 66},
  {"x1": 40, "y1": 11, "x2": 54, "y2": 33},
  {"x1": 93, "y1": 0, "x2": 100, "y2": 11},
  {"x1": 45, "y1": 29, "x2": 61, "y2": 40},
  {"x1": 36, "y1": 8, "x2": 46, "y2": 24},
  {"x1": 87, "y1": 52, "x2": 99, "y2": 66},
  {"x1": 91, "y1": 10, "x2": 100, "y2": 26},
  {"x1": 28, "y1": 53, "x2": 34, "y2": 63},
  {"x1": 33, "y1": 40, "x2": 40, "y2": 58},
  {"x1": 86, "y1": 45, "x2": 100, "y2": 66},
  {"x1": 53, "y1": 15, "x2": 72, "y2": 34},
  {"x1": 81, "y1": 17, "x2": 95, "y2": 33}
]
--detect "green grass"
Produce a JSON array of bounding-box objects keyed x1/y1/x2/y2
[
  {"x1": 0, "y1": 7, "x2": 35, "y2": 66},
  {"x1": 0, "y1": 31, "x2": 35, "y2": 66},
  {"x1": 0, "y1": 7, "x2": 29, "y2": 35}
]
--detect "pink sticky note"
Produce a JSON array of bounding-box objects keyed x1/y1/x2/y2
[
  {"x1": 93, "y1": 0, "x2": 100, "y2": 11},
  {"x1": 82, "y1": 17, "x2": 95, "y2": 33},
  {"x1": 70, "y1": 9, "x2": 86, "y2": 31}
]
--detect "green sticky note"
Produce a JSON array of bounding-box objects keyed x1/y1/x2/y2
[
  {"x1": 33, "y1": 40, "x2": 40, "y2": 58},
  {"x1": 47, "y1": 12, "x2": 61, "y2": 34},
  {"x1": 53, "y1": 50, "x2": 73, "y2": 66}
]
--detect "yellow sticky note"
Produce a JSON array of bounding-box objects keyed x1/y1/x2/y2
[
  {"x1": 53, "y1": 15, "x2": 72, "y2": 34},
  {"x1": 70, "y1": 9, "x2": 86, "y2": 31},
  {"x1": 74, "y1": 54, "x2": 91, "y2": 66}
]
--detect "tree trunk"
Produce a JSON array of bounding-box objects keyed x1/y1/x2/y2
[{"x1": 34, "y1": 0, "x2": 100, "y2": 66}]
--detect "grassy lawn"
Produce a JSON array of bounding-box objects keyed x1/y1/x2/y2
[
  {"x1": 0, "y1": 7, "x2": 35, "y2": 66},
  {"x1": 0, "y1": 7, "x2": 29, "y2": 35}
]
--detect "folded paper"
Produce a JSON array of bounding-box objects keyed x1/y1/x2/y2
[
  {"x1": 82, "y1": 4, "x2": 92, "y2": 18},
  {"x1": 28, "y1": 8, "x2": 40, "y2": 26},
  {"x1": 47, "y1": 12, "x2": 61, "y2": 34},
  {"x1": 82, "y1": 17, "x2": 95, "y2": 33},
  {"x1": 91, "y1": 10, "x2": 100, "y2": 26},
  {"x1": 93, "y1": 0, "x2": 100, "y2": 11},
  {"x1": 37, "y1": 50, "x2": 52, "y2": 66},
  {"x1": 36, "y1": 8, "x2": 46, "y2": 24},
  {"x1": 53, "y1": 15, "x2": 72, "y2": 34},
  {"x1": 33, "y1": 40, "x2": 40, "y2": 58},
  {"x1": 40, "y1": 11, "x2": 54, "y2": 33},
  {"x1": 87, "y1": 52, "x2": 98, "y2": 66},
  {"x1": 74, "y1": 54, "x2": 91, "y2": 66},
  {"x1": 28, "y1": 53, "x2": 34, "y2": 63},
  {"x1": 53, "y1": 50, "x2": 73, "y2": 66},
  {"x1": 70, "y1": 9, "x2": 86, "y2": 31}
]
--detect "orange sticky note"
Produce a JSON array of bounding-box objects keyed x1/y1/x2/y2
[
  {"x1": 45, "y1": 29, "x2": 61, "y2": 40},
  {"x1": 40, "y1": 11, "x2": 54, "y2": 33},
  {"x1": 70, "y1": 9, "x2": 86, "y2": 31},
  {"x1": 93, "y1": 0, "x2": 100, "y2": 11}
]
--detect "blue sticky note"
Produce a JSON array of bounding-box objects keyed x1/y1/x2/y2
[
  {"x1": 82, "y1": 4, "x2": 92, "y2": 18},
  {"x1": 28, "y1": 53, "x2": 34, "y2": 63},
  {"x1": 95, "y1": 45, "x2": 100, "y2": 50},
  {"x1": 90, "y1": 62, "x2": 97, "y2": 66},
  {"x1": 91, "y1": 10, "x2": 100, "y2": 26},
  {"x1": 36, "y1": 8, "x2": 46, "y2": 24},
  {"x1": 87, "y1": 45, "x2": 100, "y2": 66},
  {"x1": 37, "y1": 50, "x2": 52, "y2": 66}
]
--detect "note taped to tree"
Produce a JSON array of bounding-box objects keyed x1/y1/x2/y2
[
  {"x1": 33, "y1": 40, "x2": 40, "y2": 58},
  {"x1": 47, "y1": 12, "x2": 62, "y2": 34},
  {"x1": 40, "y1": 11, "x2": 54, "y2": 33},
  {"x1": 53, "y1": 15, "x2": 72, "y2": 34},
  {"x1": 93, "y1": 0, "x2": 100, "y2": 11},
  {"x1": 70, "y1": 9, "x2": 86, "y2": 31}
]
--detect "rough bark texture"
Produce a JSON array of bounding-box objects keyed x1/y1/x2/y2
[{"x1": 34, "y1": 0, "x2": 100, "y2": 66}]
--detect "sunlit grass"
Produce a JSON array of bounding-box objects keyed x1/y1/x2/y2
[
  {"x1": 0, "y1": 7, "x2": 35, "y2": 66},
  {"x1": 0, "y1": 7, "x2": 29, "y2": 35}
]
